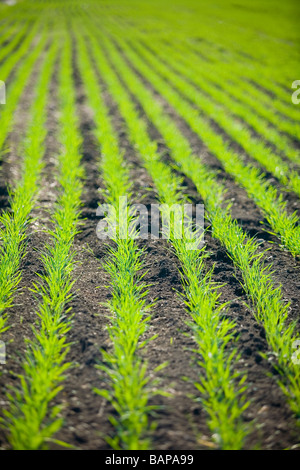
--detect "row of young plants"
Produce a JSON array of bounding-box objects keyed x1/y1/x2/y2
[
  {"x1": 140, "y1": 37, "x2": 300, "y2": 165},
  {"x1": 107, "y1": 14, "x2": 300, "y2": 158},
  {"x1": 78, "y1": 19, "x2": 252, "y2": 450},
  {"x1": 0, "y1": 29, "x2": 50, "y2": 337},
  {"x1": 2, "y1": 27, "x2": 85, "y2": 449},
  {"x1": 88, "y1": 25, "x2": 300, "y2": 426},
  {"x1": 0, "y1": 12, "x2": 27, "y2": 33},
  {"x1": 104, "y1": 4, "x2": 300, "y2": 118},
  {"x1": 0, "y1": 19, "x2": 46, "y2": 153},
  {"x1": 0, "y1": 1, "x2": 298, "y2": 450},
  {"x1": 186, "y1": 39, "x2": 300, "y2": 125},
  {"x1": 123, "y1": 37, "x2": 300, "y2": 197},
  {"x1": 0, "y1": 18, "x2": 16, "y2": 40},
  {"x1": 74, "y1": 26, "x2": 164, "y2": 450},
  {"x1": 0, "y1": 20, "x2": 33, "y2": 65},
  {"x1": 119, "y1": 23, "x2": 300, "y2": 135},
  {"x1": 0, "y1": 18, "x2": 41, "y2": 86},
  {"x1": 148, "y1": 3, "x2": 300, "y2": 105},
  {"x1": 190, "y1": 39, "x2": 297, "y2": 100},
  {"x1": 104, "y1": 31, "x2": 300, "y2": 259},
  {"x1": 175, "y1": 39, "x2": 300, "y2": 144}
]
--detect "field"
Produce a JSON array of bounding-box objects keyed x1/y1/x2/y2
[{"x1": 0, "y1": 0, "x2": 300, "y2": 451}]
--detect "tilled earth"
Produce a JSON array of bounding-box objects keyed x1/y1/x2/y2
[{"x1": 0, "y1": 48, "x2": 299, "y2": 451}]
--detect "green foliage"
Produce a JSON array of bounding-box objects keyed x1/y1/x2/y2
[
  {"x1": 110, "y1": 35, "x2": 300, "y2": 258},
  {"x1": 0, "y1": 33, "x2": 54, "y2": 336},
  {"x1": 89, "y1": 25, "x2": 300, "y2": 426},
  {"x1": 81, "y1": 21, "x2": 251, "y2": 449},
  {"x1": 75, "y1": 26, "x2": 164, "y2": 450},
  {"x1": 3, "y1": 27, "x2": 84, "y2": 449},
  {"x1": 1, "y1": 0, "x2": 299, "y2": 451},
  {"x1": 140, "y1": 38, "x2": 300, "y2": 165}
]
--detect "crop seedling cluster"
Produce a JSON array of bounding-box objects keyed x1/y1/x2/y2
[{"x1": 0, "y1": 0, "x2": 299, "y2": 452}]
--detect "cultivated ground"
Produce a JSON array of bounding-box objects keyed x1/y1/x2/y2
[{"x1": 0, "y1": 0, "x2": 299, "y2": 450}]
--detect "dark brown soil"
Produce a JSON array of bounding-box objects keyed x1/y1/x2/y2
[
  {"x1": 0, "y1": 49, "x2": 47, "y2": 214},
  {"x1": 0, "y1": 35, "x2": 299, "y2": 452},
  {"x1": 91, "y1": 43, "x2": 300, "y2": 449}
]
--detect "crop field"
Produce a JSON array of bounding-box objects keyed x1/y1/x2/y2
[{"x1": 0, "y1": 0, "x2": 299, "y2": 451}]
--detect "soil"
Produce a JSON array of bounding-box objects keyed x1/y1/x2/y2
[{"x1": 0, "y1": 38, "x2": 299, "y2": 451}]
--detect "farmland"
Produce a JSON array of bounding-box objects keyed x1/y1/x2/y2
[{"x1": 0, "y1": 0, "x2": 299, "y2": 451}]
